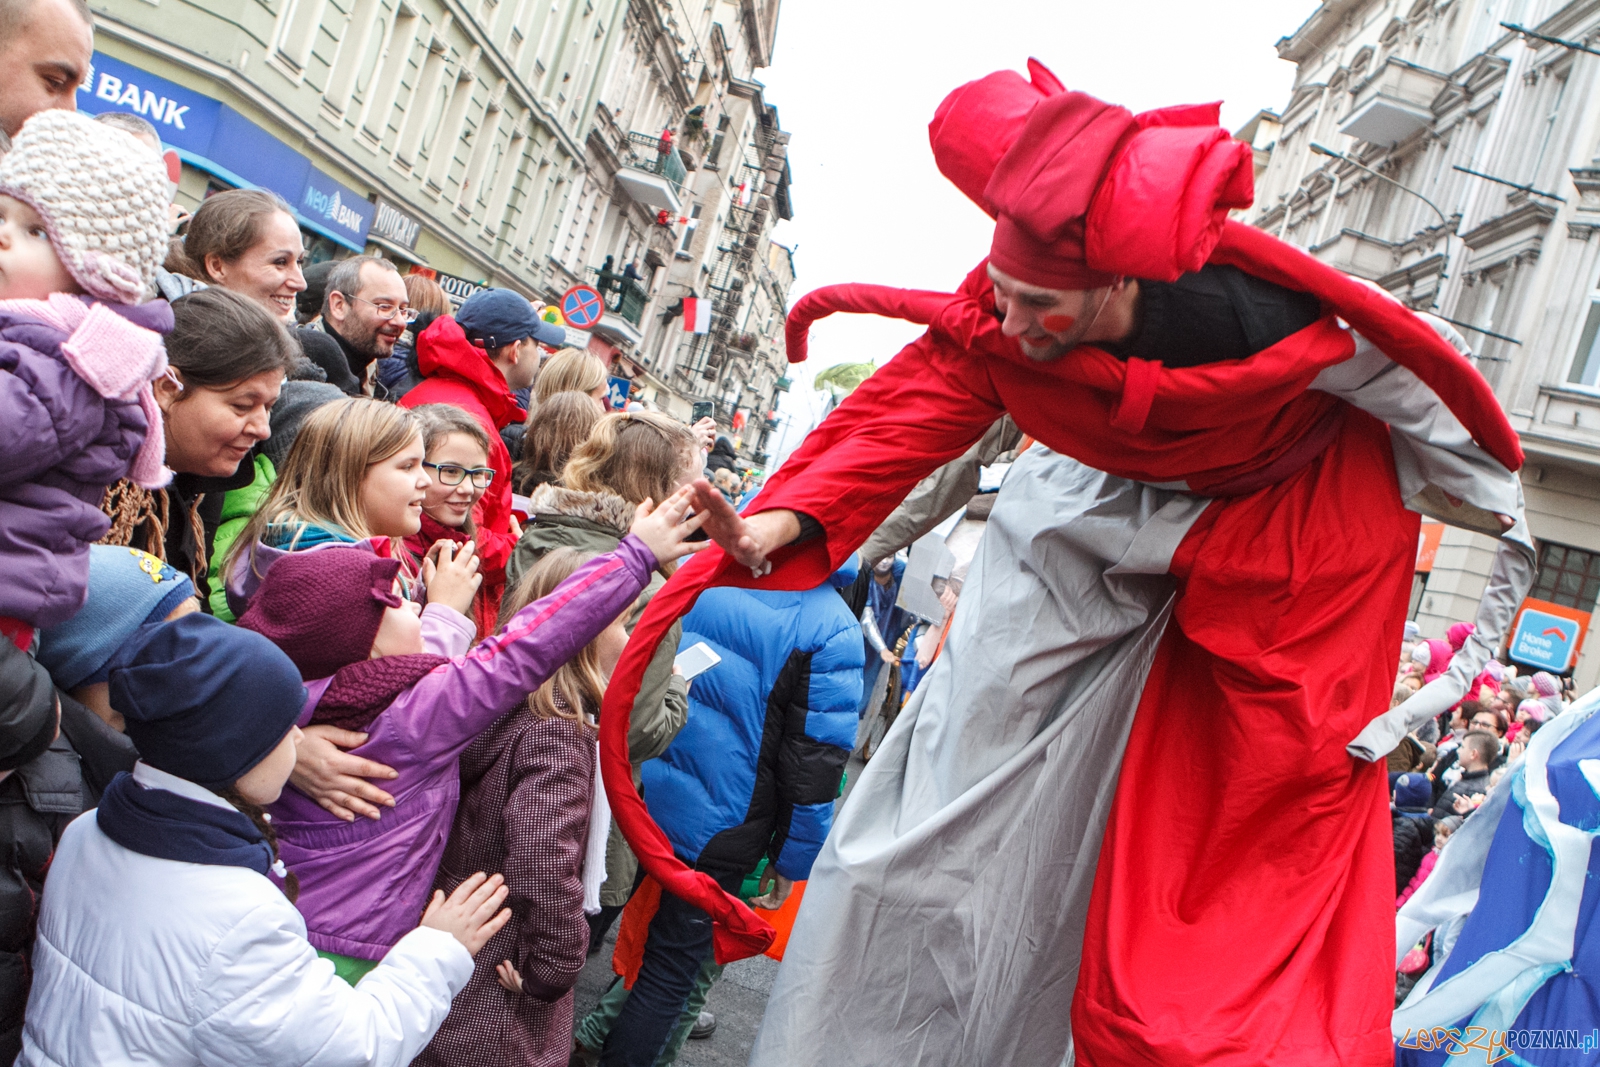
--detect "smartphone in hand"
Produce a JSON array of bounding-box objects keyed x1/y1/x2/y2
[{"x1": 674, "y1": 641, "x2": 722, "y2": 681}]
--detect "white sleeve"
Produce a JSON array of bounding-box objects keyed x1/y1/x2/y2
[
  {"x1": 190, "y1": 903, "x2": 472, "y2": 1067},
  {"x1": 1317, "y1": 319, "x2": 1540, "y2": 761}
]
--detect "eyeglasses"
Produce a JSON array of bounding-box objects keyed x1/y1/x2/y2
[
  {"x1": 352, "y1": 295, "x2": 418, "y2": 324},
  {"x1": 424, "y1": 461, "x2": 494, "y2": 488}
]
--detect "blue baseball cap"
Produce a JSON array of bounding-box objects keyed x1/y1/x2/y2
[{"x1": 456, "y1": 288, "x2": 567, "y2": 349}]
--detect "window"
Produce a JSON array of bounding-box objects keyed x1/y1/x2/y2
[
  {"x1": 677, "y1": 203, "x2": 701, "y2": 254},
  {"x1": 1529, "y1": 542, "x2": 1600, "y2": 612},
  {"x1": 1569, "y1": 299, "x2": 1600, "y2": 388}
]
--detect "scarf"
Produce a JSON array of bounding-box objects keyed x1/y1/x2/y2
[
  {"x1": 96, "y1": 771, "x2": 272, "y2": 874},
  {"x1": 311, "y1": 653, "x2": 451, "y2": 732}
]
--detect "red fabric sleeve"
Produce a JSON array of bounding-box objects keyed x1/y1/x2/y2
[
  {"x1": 1210, "y1": 221, "x2": 1523, "y2": 472},
  {"x1": 600, "y1": 325, "x2": 1004, "y2": 962}
]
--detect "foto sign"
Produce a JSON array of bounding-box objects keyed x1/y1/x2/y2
[{"x1": 1510, "y1": 608, "x2": 1582, "y2": 673}]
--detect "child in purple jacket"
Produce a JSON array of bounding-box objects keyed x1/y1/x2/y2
[
  {"x1": 236, "y1": 484, "x2": 706, "y2": 981},
  {"x1": 0, "y1": 109, "x2": 175, "y2": 647}
]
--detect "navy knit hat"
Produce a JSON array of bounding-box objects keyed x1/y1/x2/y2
[
  {"x1": 1393, "y1": 772, "x2": 1432, "y2": 813},
  {"x1": 36, "y1": 546, "x2": 196, "y2": 690},
  {"x1": 108, "y1": 614, "x2": 306, "y2": 790}
]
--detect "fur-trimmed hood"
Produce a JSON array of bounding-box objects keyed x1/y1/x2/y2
[{"x1": 527, "y1": 484, "x2": 634, "y2": 535}]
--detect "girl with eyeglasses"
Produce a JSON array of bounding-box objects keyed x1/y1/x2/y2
[
  {"x1": 220, "y1": 397, "x2": 487, "y2": 824},
  {"x1": 401, "y1": 405, "x2": 515, "y2": 639}
]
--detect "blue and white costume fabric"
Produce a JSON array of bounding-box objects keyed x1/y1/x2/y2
[
  {"x1": 1394, "y1": 688, "x2": 1600, "y2": 1065},
  {"x1": 641, "y1": 561, "x2": 864, "y2": 883}
]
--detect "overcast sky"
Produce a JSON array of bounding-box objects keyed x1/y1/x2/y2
[{"x1": 754, "y1": 0, "x2": 1323, "y2": 453}]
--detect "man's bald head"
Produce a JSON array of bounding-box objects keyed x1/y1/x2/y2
[{"x1": 0, "y1": 0, "x2": 93, "y2": 138}]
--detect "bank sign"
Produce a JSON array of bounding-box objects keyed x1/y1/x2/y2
[
  {"x1": 1510, "y1": 608, "x2": 1583, "y2": 673},
  {"x1": 301, "y1": 169, "x2": 375, "y2": 250},
  {"x1": 77, "y1": 52, "x2": 373, "y2": 252},
  {"x1": 76, "y1": 52, "x2": 220, "y2": 154}
]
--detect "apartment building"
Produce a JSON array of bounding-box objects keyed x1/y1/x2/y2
[{"x1": 1248, "y1": 0, "x2": 1600, "y2": 686}]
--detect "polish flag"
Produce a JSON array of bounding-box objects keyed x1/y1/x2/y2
[{"x1": 683, "y1": 296, "x2": 711, "y2": 334}]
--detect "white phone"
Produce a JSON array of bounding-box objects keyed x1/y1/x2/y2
[{"x1": 674, "y1": 641, "x2": 722, "y2": 681}]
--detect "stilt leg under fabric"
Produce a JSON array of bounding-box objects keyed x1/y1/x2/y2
[
  {"x1": 1071, "y1": 412, "x2": 1412, "y2": 1067},
  {"x1": 749, "y1": 449, "x2": 1205, "y2": 1066}
]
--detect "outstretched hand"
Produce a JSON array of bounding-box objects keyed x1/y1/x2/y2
[
  {"x1": 629, "y1": 484, "x2": 709, "y2": 565},
  {"x1": 687, "y1": 480, "x2": 799, "y2": 577},
  {"x1": 420, "y1": 872, "x2": 512, "y2": 955}
]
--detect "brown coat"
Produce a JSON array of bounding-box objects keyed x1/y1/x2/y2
[{"x1": 413, "y1": 691, "x2": 595, "y2": 1067}]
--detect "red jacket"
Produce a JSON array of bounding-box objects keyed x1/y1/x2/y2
[{"x1": 400, "y1": 316, "x2": 524, "y2": 622}]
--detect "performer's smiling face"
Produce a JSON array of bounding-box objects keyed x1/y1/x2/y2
[{"x1": 988, "y1": 264, "x2": 1119, "y2": 363}]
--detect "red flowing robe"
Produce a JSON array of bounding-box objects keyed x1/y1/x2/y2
[{"x1": 597, "y1": 221, "x2": 1521, "y2": 1066}]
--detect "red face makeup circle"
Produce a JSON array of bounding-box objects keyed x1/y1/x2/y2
[{"x1": 1041, "y1": 314, "x2": 1077, "y2": 334}]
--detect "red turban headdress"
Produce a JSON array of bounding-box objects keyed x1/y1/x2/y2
[{"x1": 929, "y1": 59, "x2": 1256, "y2": 289}]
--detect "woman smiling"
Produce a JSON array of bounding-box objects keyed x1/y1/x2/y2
[{"x1": 99, "y1": 288, "x2": 298, "y2": 607}]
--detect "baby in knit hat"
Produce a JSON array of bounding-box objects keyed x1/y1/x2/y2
[{"x1": 0, "y1": 109, "x2": 176, "y2": 649}]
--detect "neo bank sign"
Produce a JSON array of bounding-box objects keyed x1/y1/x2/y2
[{"x1": 301, "y1": 170, "x2": 376, "y2": 249}]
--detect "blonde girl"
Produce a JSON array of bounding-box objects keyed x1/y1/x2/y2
[
  {"x1": 507, "y1": 410, "x2": 700, "y2": 917},
  {"x1": 415, "y1": 547, "x2": 624, "y2": 1067},
  {"x1": 534, "y1": 348, "x2": 610, "y2": 411},
  {"x1": 223, "y1": 396, "x2": 483, "y2": 626},
  {"x1": 514, "y1": 391, "x2": 604, "y2": 493}
]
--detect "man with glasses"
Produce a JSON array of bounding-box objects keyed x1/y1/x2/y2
[
  {"x1": 317, "y1": 255, "x2": 413, "y2": 392},
  {"x1": 400, "y1": 287, "x2": 566, "y2": 619}
]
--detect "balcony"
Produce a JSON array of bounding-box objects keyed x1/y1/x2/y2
[
  {"x1": 586, "y1": 267, "x2": 649, "y2": 346},
  {"x1": 616, "y1": 132, "x2": 687, "y2": 213},
  {"x1": 1338, "y1": 57, "x2": 1446, "y2": 147}
]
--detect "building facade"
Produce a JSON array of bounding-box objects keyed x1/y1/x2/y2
[
  {"x1": 82, "y1": 0, "x2": 793, "y2": 457},
  {"x1": 1248, "y1": 0, "x2": 1600, "y2": 687}
]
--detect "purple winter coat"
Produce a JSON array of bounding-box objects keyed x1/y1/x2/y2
[
  {"x1": 269, "y1": 535, "x2": 655, "y2": 960},
  {"x1": 0, "y1": 299, "x2": 173, "y2": 627}
]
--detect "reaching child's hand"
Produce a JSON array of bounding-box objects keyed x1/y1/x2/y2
[
  {"x1": 420, "y1": 872, "x2": 512, "y2": 955},
  {"x1": 629, "y1": 484, "x2": 709, "y2": 566},
  {"x1": 422, "y1": 540, "x2": 483, "y2": 618}
]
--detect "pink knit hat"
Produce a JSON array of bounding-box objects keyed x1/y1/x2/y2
[
  {"x1": 236, "y1": 549, "x2": 404, "y2": 680},
  {"x1": 0, "y1": 110, "x2": 170, "y2": 304}
]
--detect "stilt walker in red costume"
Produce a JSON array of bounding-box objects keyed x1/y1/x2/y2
[{"x1": 597, "y1": 62, "x2": 1537, "y2": 1066}]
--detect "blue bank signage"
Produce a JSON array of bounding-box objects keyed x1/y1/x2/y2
[
  {"x1": 77, "y1": 52, "x2": 221, "y2": 153},
  {"x1": 1510, "y1": 608, "x2": 1583, "y2": 673},
  {"x1": 301, "y1": 169, "x2": 376, "y2": 249},
  {"x1": 77, "y1": 52, "x2": 373, "y2": 251}
]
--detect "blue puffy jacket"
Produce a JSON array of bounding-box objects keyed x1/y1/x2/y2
[{"x1": 641, "y1": 560, "x2": 864, "y2": 882}]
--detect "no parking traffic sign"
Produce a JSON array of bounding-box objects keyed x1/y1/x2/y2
[{"x1": 562, "y1": 285, "x2": 604, "y2": 330}]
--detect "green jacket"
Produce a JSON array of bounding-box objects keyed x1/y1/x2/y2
[
  {"x1": 206, "y1": 454, "x2": 275, "y2": 621},
  {"x1": 507, "y1": 484, "x2": 689, "y2": 765}
]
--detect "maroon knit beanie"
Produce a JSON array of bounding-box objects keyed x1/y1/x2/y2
[{"x1": 236, "y1": 549, "x2": 403, "y2": 680}]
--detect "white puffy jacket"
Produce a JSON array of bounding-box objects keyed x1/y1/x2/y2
[{"x1": 19, "y1": 770, "x2": 473, "y2": 1067}]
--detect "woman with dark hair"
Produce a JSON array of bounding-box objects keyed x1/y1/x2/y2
[{"x1": 99, "y1": 288, "x2": 298, "y2": 608}]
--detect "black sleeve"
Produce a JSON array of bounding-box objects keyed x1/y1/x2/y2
[
  {"x1": 0, "y1": 645, "x2": 60, "y2": 772},
  {"x1": 55, "y1": 693, "x2": 137, "y2": 802},
  {"x1": 791, "y1": 511, "x2": 824, "y2": 545}
]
